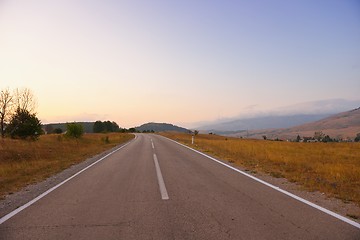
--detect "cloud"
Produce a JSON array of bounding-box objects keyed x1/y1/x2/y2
[{"x1": 273, "y1": 99, "x2": 360, "y2": 115}]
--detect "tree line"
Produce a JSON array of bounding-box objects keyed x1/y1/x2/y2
[
  {"x1": 0, "y1": 88, "x2": 127, "y2": 140},
  {"x1": 93, "y1": 121, "x2": 120, "y2": 133}
]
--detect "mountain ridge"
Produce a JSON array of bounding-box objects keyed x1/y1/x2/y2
[
  {"x1": 197, "y1": 99, "x2": 360, "y2": 132},
  {"x1": 228, "y1": 108, "x2": 360, "y2": 140}
]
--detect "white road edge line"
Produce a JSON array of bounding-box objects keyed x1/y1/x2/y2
[
  {"x1": 0, "y1": 137, "x2": 136, "y2": 225},
  {"x1": 153, "y1": 153, "x2": 169, "y2": 200},
  {"x1": 164, "y1": 137, "x2": 360, "y2": 229}
]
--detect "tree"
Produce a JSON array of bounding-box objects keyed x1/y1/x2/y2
[
  {"x1": 314, "y1": 131, "x2": 325, "y2": 141},
  {"x1": 104, "y1": 121, "x2": 113, "y2": 132},
  {"x1": 128, "y1": 127, "x2": 137, "y2": 133},
  {"x1": 355, "y1": 133, "x2": 360, "y2": 142},
  {"x1": 0, "y1": 88, "x2": 14, "y2": 138},
  {"x1": 322, "y1": 135, "x2": 333, "y2": 143},
  {"x1": 66, "y1": 123, "x2": 84, "y2": 139},
  {"x1": 111, "y1": 121, "x2": 120, "y2": 132},
  {"x1": 296, "y1": 135, "x2": 301, "y2": 142},
  {"x1": 6, "y1": 108, "x2": 42, "y2": 140},
  {"x1": 93, "y1": 121, "x2": 104, "y2": 133},
  {"x1": 93, "y1": 120, "x2": 120, "y2": 133},
  {"x1": 14, "y1": 88, "x2": 37, "y2": 113}
]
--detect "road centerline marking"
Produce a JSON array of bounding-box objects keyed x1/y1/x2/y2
[
  {"x1": 153, "y1": 153, "x2": 169, "y2": 200},
  {"x1": 151, "y1": 139, "x2": 155, "y2": 149}
]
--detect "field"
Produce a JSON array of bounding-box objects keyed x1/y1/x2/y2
[
  {"x1": 0, "y1": 133, "x2": 134, "y2": 198},
  {"x1": 160, "y1": 132, "x2": 360, "y2": 206}
]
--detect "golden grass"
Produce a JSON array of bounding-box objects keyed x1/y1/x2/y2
[
  {"x1": 160, "y1": 132, "x2": 360, "y2": 206},
  {"x1": 0, "y1": 133, "x2": 134, "y2": 198}
]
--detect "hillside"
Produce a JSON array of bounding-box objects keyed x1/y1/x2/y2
[
  {"x1": 135, "y1": 122, "x2": 190, "y2": 133},
  {"x1": 229, "y1": 108, "x2": 360, "y2": 140},
  {"x1": 199, "y1": 114, "x2": 330, "y2": 132},
  {"x1": 198, "y1": 99, "x2": 360, "y2": 132}
]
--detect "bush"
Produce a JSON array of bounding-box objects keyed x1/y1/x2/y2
[
  {"x1": 53, "y1": 128, "x2": 63, "y2": 134},
  {"x1": 66, "y1": 122, "x2": 84, "y2": 139}
]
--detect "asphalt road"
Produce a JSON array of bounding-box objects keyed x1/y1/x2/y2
[{"x1": 0, "y1": 134, "x2": 359, "y2": 239}]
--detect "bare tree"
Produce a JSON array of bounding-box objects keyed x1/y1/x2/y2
[
  {"x1": 14, "y1": 88, "x2": 37, "y2": 113},
  {"x1": 0, "y1": 88, "x2": 14, "y2": 138}
]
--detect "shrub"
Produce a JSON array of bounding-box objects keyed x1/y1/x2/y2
[
  {"x1": 66, "y1": 122, "x2": 84, "y2": 139},
  {"x1": 53, "y1": 128, "x2": 63, "y2": 134}
]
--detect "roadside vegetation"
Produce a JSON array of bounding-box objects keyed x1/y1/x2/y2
[
  {"x1": 0, "y1": 87, "x2": 137, "y2": 199},
  {"x1": 160, "y1": 132, "x2": 360, "y2": 206},
  {"x1": 0, "y1": 133, "x2": 134, "y2": 198}
]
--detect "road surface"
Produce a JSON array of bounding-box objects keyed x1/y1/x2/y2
[{"x1": 0, "y1": 134, "x2": 359, "y2": 239}]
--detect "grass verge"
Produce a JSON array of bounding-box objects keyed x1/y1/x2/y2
[
  {"x1": 0, "y1": 133, "x2": 134, "y2": 198},
  {"x1": 160, "y1": 132, "x2": 360, "y2": 206}
]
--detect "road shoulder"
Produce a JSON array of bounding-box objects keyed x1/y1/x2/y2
[{"x1": 0, "y1": 142, "x2": 131, "y2": 219}]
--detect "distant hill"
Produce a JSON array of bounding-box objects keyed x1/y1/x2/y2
[
  {"x1": 43, "y1": 122, "x2": 95, "y2": 133},
  {"x1": 229, "y1": 108, "x2": 360, "y2": 140},
  {"x1": 135, "y1": 122, "x2": 190, "y2": 133},
  {"x1": 198, "y1": 99, "x2": 360, "y2": 132}
]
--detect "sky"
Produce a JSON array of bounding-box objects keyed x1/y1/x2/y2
[{"x1": 1, "y1": 0, "x2": 359, "y2": 128}]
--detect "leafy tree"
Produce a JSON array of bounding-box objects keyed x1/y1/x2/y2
[
  {"x1": 128, "y1": 127, "x2": 137, "y2": 133},
  {"x1": 6, "y1": 108, "x2": 42, "y2": 140},
  {"x1": 66, "y1": 122, "x2": 84, "y2": 139},
  {"x1": 296, "y1": 135, "x2": 301, "y2": 142},
  {"x1": 104, "y1": 121, "x2": 113, "y2": 132},
  {"x1": 355, "y1": 133, "x2": 360, "y2": 142},
  {"x1": 322, "y1": 135, "x2": 333, "y2": 143},
  {"x1": 93, "y1": 121, "x2": 104, "y2": 133},
  {"x1": 111, "y1": 121, "x2": 120, "y2": 132}
]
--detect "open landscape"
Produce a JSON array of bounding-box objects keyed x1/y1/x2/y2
[
  {"x1": 0, "y1": 133, "x2": 134, "y2": 199},
  {"x1": 160, "y1": 132, "x2": 360, "y2": 209},
  {"x1": 1, "y1": 1, "x2": 360, "y2": 238},
  {"x1": 200, "y1": 107, "x2": 360, "y2": 141}
]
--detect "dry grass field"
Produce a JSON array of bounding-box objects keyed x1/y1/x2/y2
[
  {"x1": 160, "y1": 132, "x2": 360, "y2": 206},
  {"x1": 0, "y1": 133, "x2": 134, "y2": 198}
]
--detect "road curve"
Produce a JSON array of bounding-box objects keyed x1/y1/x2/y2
[{"x1": 0, "y1": 133, "x2": 359, "y2": 239}]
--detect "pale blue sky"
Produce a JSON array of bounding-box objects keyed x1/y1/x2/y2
[{"x1": 0, "y1": 0, "x2": 359, "y2": 128}]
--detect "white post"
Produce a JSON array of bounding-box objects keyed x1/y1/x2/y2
[{"x1": 192, "y1": 136, "x2": 194, "y2": 144}]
